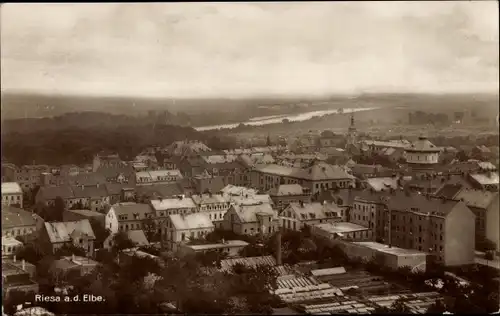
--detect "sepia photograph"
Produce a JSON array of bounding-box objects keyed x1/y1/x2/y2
[{"x1": 1, "y1": 1, "x2": 499, "y2": 315}]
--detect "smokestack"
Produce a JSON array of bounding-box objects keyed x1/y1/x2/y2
[{"x1": 276, "y1": 222, "x2": 282, "y2": 266}]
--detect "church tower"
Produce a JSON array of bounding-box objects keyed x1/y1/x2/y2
[{"x1": 346, "y1": 111, "x2": 357, "y2": 150}]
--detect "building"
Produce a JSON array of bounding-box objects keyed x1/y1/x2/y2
[
  {"x1": 178, "y1": 240, "x2": 249, "y2": 258},
  {"x1": 14, "y1": 165, "x2": 51, "y2": 191},
  {"x1": 268, "y1": 184, "x2": 311, "y2": 211},
  {"x1": 191, "y1": 193, "x2": 231, "y2": 229},
  {"x1": 311, "y1": 222, "x2": 374, "y2": 242},
  {"x1": 150, "y1": 197, "x2": 197, "y2": 240},
  {"x1": 251, "y1": 161, "x2": 355, "y2": 195},
  {"x1": 92, "y1": 153, "x2": 124, "y2": 172},
  {"x1": 365, "y1": 177, "x2": 402, "y2": 192},
  {"x1": 35, "y1": 184, "x2": 111, "y2": 212},
  {"x1": 135, "y1": 170, "x2": 183, "y2": 186},
  {"x1": 2, "y1": 259, "x2": 39, "y2": 299},
  {"x1": 166, "y1": 140, "x2": 212, "y2": 158},
  {"x1": 280, "y1": 201, "x2": 343, "y2": 231},
  {"x1": 63, "y1": 209, "x2": 106, "y2": 228},
  {"x1": 404, "y1": 136, "x2": 441, "y2": 174},
  {"x1": 2, "y1": 182, "x2": 23, "y2": 208},
  {"x1": 2, "y1": 236, "x2": 23, "y2": 257},
  {"x1": 191, "y1": 171, "x2": 226, "y2": 194},
  {"x1": 2, "y1": 206, "x2": 43, "y2": 241},
  {"x1": 361, "y1": 139, "x2": 411, "y2": 152},
  {"x1": 165, "y1": 213, "x2": 214, "y2": 251},
  {"x1": 346, "y1": 112, "x2": 358, "y2": 155},
  {"x1": 39, "y1": 220, "x2": 96, "y2": 257},
  {"x1": 384, "y1": 194, "x2": 476, "y2": 266},
  {"x1": 467, "y1": 172, "x2": 499, "y2": 191},
  {"x1": 220, "y1": 184, "x2": 258, "y2": 197},
  {"x1": 96, "y1": 165, "x2": 135, "y2": 184},
  {"x1": 135, "y1": 183, "x2": 184, "y2": 201},
  {"x1": 436, "y1": 184, "x2": 500, "y2": 251},
  {"x1": 50, "y1": 255, "x2": 99, "y2": 279},
  {"x1": 105, "y1": 202, "x2": 154, "y2": 234},
  {"x1": 338, "y1": 240, "x2": 428, "y2": 272},
  {"x1": 126, "y1": 230, "x2": 150, "y2": 247},
  {"x1": 1, "y1": 162, "x2": 18, "y2": 183},
  {"x1": 222, "y1": 203, "x2": 279, "y2": 236}
]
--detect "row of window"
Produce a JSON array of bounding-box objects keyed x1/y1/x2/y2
[
  {"x1": 4, "y1": 227, "x2": 34, "y2": 237},
  {"x1": 2, "y1": 195, "x2": 21, "y2": 201}
]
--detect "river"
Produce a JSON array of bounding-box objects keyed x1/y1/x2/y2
[{"x1": 194, "y1": 107, "x2": 378, "y2": 131}]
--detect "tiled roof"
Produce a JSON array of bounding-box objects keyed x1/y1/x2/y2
[
  {"x1": 1, "y1": 182, "x2": 22, "y2": 194},
  {"x1": 136, "y1": 169, "x2": 183, "y2": 181},
  {"x1": 150, "y1": 197, "x2": 196, "y2": 211},
  {"x1": 268, "y1": 184, "x2": 307, "y2": 196},
  {"x1": 38, "y1": 185, "x2": 75, "y2": 200},
  {"x1": 96, "y1": 165, "x2": 134, "y2": 178},
  {"x1": 64, "y1": 172, "x2": 107, "y2": 186},
  {"x1": 126, "y1": 230, "x2": 149, "y2": 246},
  {"x1": 385, "y1": 192, "x2": 460, "y2": 216},
  {"x1": 220, "y1": 185, "x2": 257, "y2": 197},
  {"x1": 70, "y1": 185, "x2": 109, "y2": 198},
  {"x1": 287, "y1": 202, "x2": 341, "y2": 220},
  {"x1": 230, "y1": 194, "x2": 273, "y2": 206},
  {"x1": 314, "y1": 222, "x2": 370, "y2": 234},
  {"x1": 366, "y1": 177, "x2": 400, "y2": 191},
  {"x1": 201, "y1": 155, "x2": 238, "y2": 164},
  {"x1": 454, "y1": 188, "x2": 498, "y2": 209},
  {"x1": 136, "y1": 183, "x2": 183, "y2": 198},
  {"x1": 219, "y1": 255, "x2": 277, "y2": 272},
  {"x1": 191, "y1": 193, "x2": 229, "y2": 205},
  {"x1": 435, "y1": 184, "x2": 464, "y2": 199},
  {"x1": 169, "y1": 213, "x2": 213, "y2": 230},
  {"x1": 232, "y1": 203, "x2": 277, "y2": 223},
  {"x1": 110, "y1": 202, "x2": 153, "y2": 217},
  {"x1": 469, "y1": 172, "x2": 499, "y2": 186},
  {"x1": 105, "y1": 183, "x2": 135, "y2": 195},
  {"x1": 44, "y1": 219, "x2": 95, "y2": 243},
  {"x1": 66, "y1": 209, "x2": 105, "y2": 218},
  {"x1": 298, "y1": 162, "x2": 355, "y2": 181},
  {"x1": 405, "y1": 137, "x2": 440, "y2": 152}
]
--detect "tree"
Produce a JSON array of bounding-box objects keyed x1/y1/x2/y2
[
  {"x1": 89, "y1": 218, "x2": 110, "y2": 249},
  {"x1": 110, "y1": 232, "x2": 136, "y2": 253},
  {"x1": 2, "y1": 290, "x2": 37, "y2": 315},
  {"x1": 15, "y1": 242, "x2": 46, "y2": 264},
  {"x1": 427, "y1": 299, "x2": 446, "y2": 314},
  {"x1": 390, "y1": 298, "x2": 411, "y2": 313},
  {"x1": 142, "y1": 218, "x2": 158, "y2": 242},
  {"x1": 54, "y1": 243, "x2": 87, "y2": 258}
]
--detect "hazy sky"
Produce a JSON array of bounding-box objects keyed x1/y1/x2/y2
[{"x1": 1, "y1": 2, "x2": 498, "y2": 98}]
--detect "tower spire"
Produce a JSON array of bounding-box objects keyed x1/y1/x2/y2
[{"x1": 350, "y1": 111, "x2": 355, "y2": 127}]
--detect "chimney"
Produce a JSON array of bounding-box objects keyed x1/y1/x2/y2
[
  {"x1": 221, "y1": 238, "x2": 225, "y2": 244},
  {"x1": 72, "y1": 254, "x2": 76, "y2": 262},
  {"x1": 97, "y1": 182, "x2": 100, "y2": 188},
  {"x1": 13, "y1": 255, "x2": 16, "y2": 263},
  {"x1": 22, "y1": 259, "x2": 26, "y2": 271}
]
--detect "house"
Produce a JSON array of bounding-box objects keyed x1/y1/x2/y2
[
  {"x1": 316, "y1": 188, "x2": 357, "y2": 221},
  {"x1": 135, "y1": 170, "x2": 183, "y2": 186},
  {"x1": 280, "y1": 201, "x2": 343, "y2": 232},
  {"x1": 96, "y1": 165, "x2": 135, "y2": 184},
  {"x1": 471, "y1": 145, "x2": 492, "y2": 160},
  {"x1": 365, "y1": 177, "x2": 402, "y2": 192},
  {"x1": 311, "y1": 222, "x2": 374, "y2": 242},
  {"x1": 35, "y1": 184, "x2": 111, "y2": 212},
  {"x1": 14, "y1": 165, "x2": 51, "y2": 191},
  {"x1": 166, "y1": 140, "x2": 212, "y2": 158},
  {"x1": 50, "y1": 255, "x2": 99, "y2": 279},
  {"x1": 106, "y1": 183, "x2": 136, "y2": 205},
  {"x1": 2, "y1": 236, "x2": 23, "y2": 257},
  {"x1": 39, "y1": 220, "x2": 96, "y2": 257},
  {"x1": 251, "y1": 161, "x2": 355, "y2": 195},
  {"x1": 436, "y1": 185, "x2": 500, "y2": 251},
  {"x1": 2, "y1": 206, "x2": 44, "y2": 241},
  {"x1": 268, "y1": 184, "x2": 311, "y2": 211},
  {"x1": 150, "y1": 197, "x2": 197, "y2": 240},
  {"x1": 105, "y1": 202, "x2": 154, "y2": 234},
  {"x1": 384, "y1": 193, "x2": 476, "y2": 266},
  {"x1": 135, "y1": 183, "x2": 184, "y2": 201},
  {"x1": 348, "y1": 164, "x2": 391, "y2": 179},
  {"x1": 92, "y1": 152, "x2": 124, "y2": 172},
  {"x1": 63, "y1": 209, "x2": 106, "y2": 228},
  {"x1": 2, "y1": 182, "x2": 23, "y2": 208},
  {"x1": 378, "y1": 147, "x2": 406, "y2": 163},
  {"x1": 2, "y1": 258, "x2": 39, "y2": 298},
  {"x1": 222, "y1": 203, "x2": 279, "y2": 236},
  {"x1": 165, "y1": 213, "x2": 214, "y2": 251},
  {"x1": 191, "y1": 171, "x2": 226, "y2": 194},
  {"x1": 220, "y1": 184, "x2": 258, "y2": 197},
  {"x1": 178, "y1": 240, "x2": 249, "y2": 258},
  {"x1": 191, "y1": 193, "x2": 231, "y2": 229}
]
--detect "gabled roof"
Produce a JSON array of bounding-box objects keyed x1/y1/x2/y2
[
  {"x1": 454, "y1": 188, "x2": 499, "y2": 209},
  {"x1": 435, "y1": 184, "x2": 464, "y2": 199},
  {"x1": 230, "y1": 203, "x2": 277, "y2": 223},
  {"x1": 168, "y1": 213, "x2": 214, "y2": 231},
  {"x1": 297, "y1": 162, "x2": 355, "y2": 181},
  {"x1": 136, "y1": 183, "x2": 183, "y2": 198},
  {"x1": 268, "y1": 184, "x2": 307, "y2": 196},
  {"x1": 286, "y1": 202, "x2": 341, "y2": 220},
  {"x1": 1, "y1": 182, "x2": 22, "y2": 194},
  {"x1": 44, "y1": 219, "x2": 96, "y2": 243},
  {"x1": 2, "y1": 206, "x2": 40, "y2": 228},
  {"x1": 405, "y1": 136, "x2": 440, "y2": 153},
  {"x1": 220, "y1": 185, "x2": 257, "y2": 197},
  {"x1": 469, "y1": 172, "x2": 499, "y2": 186},
  {"x1": 385, "y1": 193, "x2": 461, "y2": 217},
  {"x1": 70, "y1": 185, "x2": 109, "y2": 198},
  {"x1": 126, "y1": 230, "x2": 149, "y2": 246},
  {"x1": 64, "y1": 172, "x2": 107, "y2": 186},
  {"x1": 110, "y1": 202, "x2": 153, "y2": 218},
  {"x1": 150, "y1": 197, "x2": 196, "y2": 211},
  {"x1": 38, "y1": 185, "x2": 75, "y2": 200}
]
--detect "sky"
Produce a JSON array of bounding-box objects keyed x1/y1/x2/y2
[{"x1": 1, "y1": 2, "x2": 498, "y2": 98}]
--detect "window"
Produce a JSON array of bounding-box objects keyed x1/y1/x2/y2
[{"x1": 181, "y1": 233, "x2": 185, "y2": 241}]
